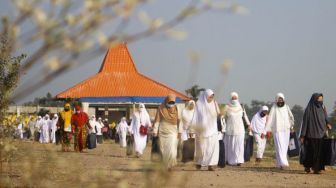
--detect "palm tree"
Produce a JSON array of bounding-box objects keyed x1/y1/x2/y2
[{"x1": 185, "y1": 85, "x2": 205, "y2": 101}]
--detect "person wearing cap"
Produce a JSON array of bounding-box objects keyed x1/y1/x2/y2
[
  {"x1": 58, "y1": 103, "x2": 73, "y2": 152},
  {"x1": 266, "y1": 93, "x2": 295, "y2": 169},
  {"x1": 72, "y1": 104, "x2": 90, "y2": 152},
  {"x1": 224, "y1": 92, "x2": 250, "y2": 166},
  {"x1": 251, "y1": 106, "x2": 269, "y2": 162}
]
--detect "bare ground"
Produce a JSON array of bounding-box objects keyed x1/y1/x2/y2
[{"x1": 1, "y1": 140, "x2": 336, "y2": 188}]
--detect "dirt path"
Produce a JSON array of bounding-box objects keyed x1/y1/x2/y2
[{"x1": 1, "y1": 140, "x2": 336, "y2": 188}]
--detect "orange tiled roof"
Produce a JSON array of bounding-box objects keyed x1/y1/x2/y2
[{"x1": 56, "y1": 43, "x2": 189, "y2": 101}]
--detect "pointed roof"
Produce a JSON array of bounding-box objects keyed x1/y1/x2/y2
[{"x1": 56, "y1": 43, "x2": 189, "y2": 102}]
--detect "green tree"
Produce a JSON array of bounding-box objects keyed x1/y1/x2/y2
[
  {"x1": 185, "y1": 85, "x2": 204, "y2": 101},
  {"x1": 23, "y1": 92, "x2": 74, "y2": 107},
  {"x1": 0, "y1": 25, "x2": 26, "y2": 125},
  {"x1": 291, "y1": 104, "x2": 304, "y2": 133},
  {"x1": 329, "y1": 102, "x2": 336, "y2": 134},
  {"x1": 243, "y1": 100, "x2": 272, "y2": 118}
]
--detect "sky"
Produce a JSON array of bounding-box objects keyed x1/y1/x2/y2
[{"x1": 2, "y1": 0, "x2": 336, "y2": 112}]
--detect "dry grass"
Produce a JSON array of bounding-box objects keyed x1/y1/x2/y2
[{"x1": 0, "y1": 139, "x2": 335, "y2": 188}]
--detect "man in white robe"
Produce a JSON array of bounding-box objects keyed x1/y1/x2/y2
[
  {"x1": 131, "y1": 103, "x2": 152, "y2": 157},
  {"x1": 251, "y1": 106, "x2": 269, "y2": 162},
  {"x1": 193, "y1": 89, "x2": 220, "y2": 171},
  {"x1": 116, "y1": 117, "x2": 128, "y2": 148},
  {"x1": 266, "y1": 93, "x2": 294, "y2": 169}
]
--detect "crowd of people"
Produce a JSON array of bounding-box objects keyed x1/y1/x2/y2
[
  {"x1": 152, "y1": 90, "x2": 333, "y2": 174},
  {"x1": 9, "y1": 90, "x2": 334, "y2": 174}
]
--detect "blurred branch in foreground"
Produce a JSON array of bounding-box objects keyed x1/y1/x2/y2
[{"x1": 0, "y1": 0, "x2": 248, "y2": 101}]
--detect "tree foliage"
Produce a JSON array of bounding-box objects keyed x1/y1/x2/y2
[
  {"x1": 0, "y1": 26, "x2": 26, "y2": 124},
  {"x1": 185, "y1": 84, "x2": 205, "y2": 101}
]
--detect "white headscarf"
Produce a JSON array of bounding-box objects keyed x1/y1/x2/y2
[
  {"x1": 229, "y1": 91, "x2": 241, "y2": 108},
  {"x1": 194, "y1": 89, "x2": 219, "y2": 137},
  {"x1": 117, "y1": 117, "x2": 128, "y2": 133},
  {"x1": 251, "y1": 106, "x2": 269, "y2": 134},
  {"x1": 139, "y1": 103, "x2": 146, "y2": 112},
  {"x1": 182, "y1": 100, "x2": 195, "y2": 130},
  {"x1": 137, "y1": 103, "x2": 150, "y2": 123}
]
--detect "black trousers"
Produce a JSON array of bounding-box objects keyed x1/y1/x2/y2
[
  {"x1": 218, "y1": 140, "x2": 225, "y2": 168},
  {"x1": 303, "y1": 137, "x2": 325, "y2": 172}
]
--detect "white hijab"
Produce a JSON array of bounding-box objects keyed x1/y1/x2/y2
[
  {"x1": 52, "y1": 114, "x2": 58, "y2": 125},
  {"x1": 251, "y1": 106, "x2": 269, "y2": 134},
  {"x1": 194, "y1": 89, "x2": 219, "y2": 137},
  {"x1": 182, "y1": 100, "x2": 195, "y2": 130},
  {"x1": 228, "y1": 92, "x2": 242, "y2": 109},
  {"x1": 117, "y1": 117, "x2": 128, "y2": 133},
  {"x1": 137, "y1": 103, "x2": 150, "y2": 124}
]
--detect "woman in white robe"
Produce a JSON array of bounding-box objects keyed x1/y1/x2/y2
[
  {"x1": 40, "y1": 114, "x2": 51, "y2": 144},
  {"x1": 193, "y1": 89, "x2": 220, "y2": 171},
  {"x1": 251, "y1": 106, "x2": 269, "y2": 162},
  {"x1": 180, "y1": 100, "x2": 196, "y2": 163},
  {"x1": 224, "y1": 92, "x2": 250, "y2": 166},
  {"x1": 16, "y1": 117, "x2": 24, "y2": 139},
  {"x1": 96, "y1": 117, "x2": 104, "y2": 144},
  {"x1": 266, "y1": 93, "x2": 294, "y2": 169},
  {"x1": 153, "y1": 95, "x2": 180, "y2": 170},
  {"x1": 50, "y1": 114, "x2": 58, "y2": 144},
  {"x1": 89, "y1": 115, "x2": 98, "y2": 134},
  {"x1": 131, "y1": 103, "x2": 152, "y2": 157},
  {"x1": 117, "y1": 117, "x2": 128, "y2": 148},
  {"x1": 35, "y1": 116, "x2": 43, "y2": 142}
]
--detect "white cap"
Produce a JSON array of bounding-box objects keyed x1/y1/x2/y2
[
  {"x1": 261, "y1": 106, "x2": 269, "y2": 111},
  {"x1": 276, "y1": 93, "x2": 285, "y2": 101},
  {"x1": 230, "y1": 92, "x2": 239, "y2": 99}
]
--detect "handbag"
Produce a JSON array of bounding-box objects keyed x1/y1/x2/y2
[
  {"x1": 288, "y1": 132, "x2": 300, "y2": 157},
  {"x1": 139, "y1": 125, "x2": 148, "y2": 136},
  {"x1": 139, "y1": 113, "x2": 148, "y2": 136},
  {"x1": 101, "y1": 127, "x2": 108, "y2": 133}
]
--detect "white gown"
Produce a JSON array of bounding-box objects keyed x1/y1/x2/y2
[
  {"x1": 225, "y1": 105, "x2": 249, "y2": 165},
  {"x1": 117, "y1": 121, "x2": 128, "y2": 147},
  {"x1": 40, "y1": 119, "x2": 51, "y2": 144},
  {"x1": 266, "y1": 104, "x2": 294, "y2": 167},
  {"x1": 131, "y1": 111, "x2": 151, "y2": 155}
]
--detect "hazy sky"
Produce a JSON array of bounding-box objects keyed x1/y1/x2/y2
[{"x1": 3, "y1": 1, "x2": 336, "y2": 112}]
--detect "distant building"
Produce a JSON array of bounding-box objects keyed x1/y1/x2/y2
[{"x1": 56, "y1": 43, "x2": 189, "y2": 123}]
